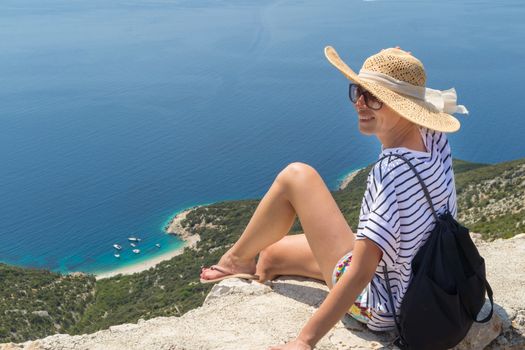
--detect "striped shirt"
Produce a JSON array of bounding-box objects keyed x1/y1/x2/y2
[{"x1": 355, "y1": 127, "x2": 457, "y2": 331}]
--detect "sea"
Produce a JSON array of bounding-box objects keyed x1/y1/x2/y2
[{"x1": 1, "y1": 0, "x2": 524, "y2": 275}]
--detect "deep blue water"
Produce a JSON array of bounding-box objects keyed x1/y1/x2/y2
[{"x1": 1, "y1": 0, "x2": 524, "y2": 274}]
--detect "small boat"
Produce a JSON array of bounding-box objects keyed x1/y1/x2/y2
[
  {"x1": 113, "y1": 244, "x2": 122, "y2": 250},
  {"x1": 128, "y1": 237, "x2": 141, "y2": 242},
  {"x1": 114, "y1": 253, "x2": 120, "y2": 258},
  {"x1": 130, "y1": 243, "x2": 137, "y2": 247},
  {"x1": 155, "y1": 243, "x2": 161, "y2": 248},
  {"x1": 132, "y1": 249, "x2": 140, "y2": 254}
]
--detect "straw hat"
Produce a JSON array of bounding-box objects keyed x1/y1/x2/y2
[{"x1": 324, "y1": 46, "x2": 468, "y2": 133}]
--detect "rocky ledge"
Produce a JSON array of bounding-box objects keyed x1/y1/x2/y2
[{"x1": 2, "y1": 235, "x2": 524, "y2": 350}]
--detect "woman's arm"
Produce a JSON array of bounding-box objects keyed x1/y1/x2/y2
[{"x1": 269, "y1": 239, "x2": 382, "y2": 349}]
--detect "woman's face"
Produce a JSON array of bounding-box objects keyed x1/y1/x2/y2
[{"x1": 352, "y1": 89, "x2": 410, "y2": 137}]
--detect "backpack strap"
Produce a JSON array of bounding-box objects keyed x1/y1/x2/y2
[
  {"x1": 377, "y1": 153, "x2": 438, "y2": 221},
  {"x1": 476, "y1": 280, "x2": 494, "y2": 322},
  {"x1": 382, "y1": 266, "x2": 407, "y2": 348},
  {"x1": 377, "y1": 153, "x2": 435, "y2": 348}
]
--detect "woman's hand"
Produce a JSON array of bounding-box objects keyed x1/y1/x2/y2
[
  {"x1": 267, "y1": 338, "x2": 312, "y2": 350},
  {"x1": 268, "y1": 241, "x2": 381, "y2": 350}
]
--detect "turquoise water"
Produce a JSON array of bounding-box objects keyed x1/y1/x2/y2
[{"x1": 1, "y1": 0, "x2": 524, "y2": 274}]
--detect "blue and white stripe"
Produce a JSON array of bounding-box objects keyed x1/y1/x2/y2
[{"x1": 355, "y1": 127, "x2": 457, "y2": 331}]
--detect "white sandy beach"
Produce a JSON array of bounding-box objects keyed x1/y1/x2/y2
[
  {"x1": 338, "y1": 167, "x2": 364, "y2": 190},
  {"x1": 95, "y1": 207, "x2": 201, "y2": 280}
]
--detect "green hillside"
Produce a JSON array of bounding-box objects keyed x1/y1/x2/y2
[
  {"x1": 1, "y1": 157, "x2": 523, "y2": 344},
  {"x1": 0, "y1": 265, "x2": 95, "y2": 341},
  {"x1": 455, "y1": 158, "x2": 525, "y2": 239}
]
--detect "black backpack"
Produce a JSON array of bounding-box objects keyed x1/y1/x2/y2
[{"x1": 378, "y1": 154, "x2": 494, "y2": 350}]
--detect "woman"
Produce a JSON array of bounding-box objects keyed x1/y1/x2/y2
[{"x1": 200, "y1": 46, "x2": 468, "y2": 350}]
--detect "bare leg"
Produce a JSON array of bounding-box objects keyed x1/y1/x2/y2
[
  {"x1": 200, "y1": 162, "x2": 355, "y2": 289},
  {"x1": 256, "y1": 234, "x2": 325, "y2": 283}
]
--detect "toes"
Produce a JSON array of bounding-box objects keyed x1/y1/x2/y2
[
  {"x1": 200, "y1": 266, "x2": 226, "y2": 280},
  {"x1": 200, "y1": 267, "x2": 213, "y2": 279}
]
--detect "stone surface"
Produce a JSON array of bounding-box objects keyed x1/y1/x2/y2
[
  {"x1": 453, "y1": 301, "x2": 503, "y2": 350},
  {"x1": 204, "y1": 277, "x2": 273, "y2": 303},
  {"x1": 2, "y1": 236, "x2": 524, "y2": 350},
  {"x1": 1, "y1": 277, "x2": 396, "y2": 350}
]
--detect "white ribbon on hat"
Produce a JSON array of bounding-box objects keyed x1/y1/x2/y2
[{"x1": 358, "y1": 69, "x2": 469, "y2": 115}]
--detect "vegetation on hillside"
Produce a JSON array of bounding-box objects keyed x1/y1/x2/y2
[
  {"x1": 455, "y1": 158, "x2": 525, "y2": 239},
  {"x1": 0, "y1": 265, "x2": 95, "y2": 342},
  {"x1": 1, "y1": 157, "x2": 523, "y2": 343}
]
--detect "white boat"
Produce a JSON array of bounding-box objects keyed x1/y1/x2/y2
[
  {"x1": 132, "y1": 249, "x2": 140, "y2": 254},
  {"x1": 155, "y1": 243, "x2": 161, "y2": 248},
  {"x1": 128, "y1": 237, "x2": 141, "y2": 242},
  {"x1": 113, "y1": 244, "x2": 122, "y2": 250},
  {"x1": 114, "y1": 253, "x2": 120, "y2": 258},
  {"x1": 130, "y1": 243, "x2": 137, "y2": 247}
]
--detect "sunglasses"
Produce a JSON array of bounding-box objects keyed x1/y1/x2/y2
[{"x1": 349, "y1": 83, "x2": 383, "y2": 110}]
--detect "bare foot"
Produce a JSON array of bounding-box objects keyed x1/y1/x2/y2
[
  {"x1": 200, "y1": 249, "x2": 257, "y2": 281},
  {"x1": 255, "y1": 249, "x2": 280, "y2": 283}
]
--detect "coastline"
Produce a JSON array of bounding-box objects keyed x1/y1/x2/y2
[
  {"x1": 95, "y1": 207, "x2": 201, "y2": 280},
  {"x1": 82, "y1": 167, "x2": 360, "y2": 280},
  {"x1": 337, "y1": 167, "x2": 364, "y2": 190}
]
